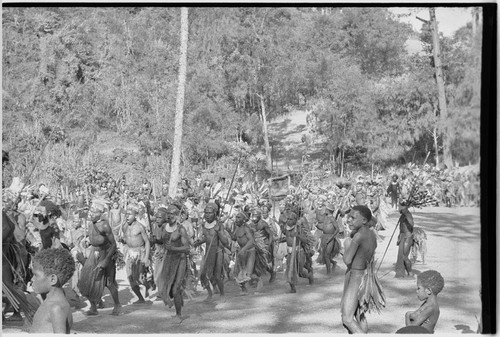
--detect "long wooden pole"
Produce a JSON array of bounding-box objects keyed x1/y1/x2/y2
[{"x1": 168, "y1": 7, "x2": 189, "y2": 198}]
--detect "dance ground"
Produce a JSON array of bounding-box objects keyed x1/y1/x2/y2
[{"x1": 3, "y1": 206, "x2": 481, "y2": 334}]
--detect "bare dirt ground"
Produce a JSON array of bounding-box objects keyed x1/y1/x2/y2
[{"x1": 3, "y1": 206, "x2": 481, "y2": 334}]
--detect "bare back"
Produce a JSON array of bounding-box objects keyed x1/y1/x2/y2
[
  {"x1": 350, "y1": 226, "x2": 377, "y2": 270},
  {"x1": 30, "y1": 292, "x2": 72, "y2": 333}
]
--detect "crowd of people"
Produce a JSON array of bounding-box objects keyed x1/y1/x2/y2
[{"x1": 2, "y1": 162, "x2": 476, "y2": 333}]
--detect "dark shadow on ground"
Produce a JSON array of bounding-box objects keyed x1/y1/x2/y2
[{"x1": 455, "y1": 324, "x2": 475, "y2": 333}]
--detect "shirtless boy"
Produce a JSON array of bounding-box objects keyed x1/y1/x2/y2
[
  {"x1": 341, "y1": 205, "x2": 377, "y2": 333},
  {"x1": 122, "y1": 207, "x2": 151, "y2": 304},
  {"x1": 30, "y1": 248, "x2": 76, "y2": 334},
  {"x1": 405, "y1": 270, "x2": 444, "y2": 333}
]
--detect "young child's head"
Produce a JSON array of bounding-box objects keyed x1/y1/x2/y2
[
  {"x1": 417, "y1": 270, "x2": 444, "y2": 300},
  {"x1": 32, "y1": 248, "x2": 75, "y2": 294}
]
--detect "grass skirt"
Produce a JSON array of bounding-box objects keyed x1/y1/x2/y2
[{"x1": 357, "y1": 259, "x2": 385, "y2": 315}]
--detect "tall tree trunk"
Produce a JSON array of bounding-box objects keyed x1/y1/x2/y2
[
  {"x1": 471, "y1": 7, "x2": 482, "y2": 108},
  {"x1": 168, "y1": 7, "x2": 189, "y2": 198},
  {"x1": 340, "y1": 149, "x2": 344, "y2": 178},
  {"x1": 433, "y1": 125, "x2": 439, "y2": 167},
  {"x1": 429, "y1": 8, "x2": 453, "y2": 169},
  {"x1": 257, "y1": 93, "x2": 272, "y2": 171}
]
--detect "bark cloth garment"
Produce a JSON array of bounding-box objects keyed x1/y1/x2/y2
[
  {"x1": 77, "y1": 243, "x2": 117, "y2": 303},
  {"x1": 77, "y1": 221, "x2": 117, "y2": 303},
  {"x1": 285, "y1": 221, "x2": 314, "y2": 285},
  {"x1": 199, "y1": 221, "x2": 224, "y2": 288},
  {"x1": 152, "y1": 226, "x2": 166, "y2": 289},
  {"x1": 316, "y1": 233, "x2": 340, "y2": 265},
  {"x1": 158, "y1": 224, "x2": 188, "y2": 307},
  {"x1": 252, "y1": 229, "x2": 270, "y2": 277},
  {"x1": 3, "y1": 212, "x2": 32, "y2": 288},
  {"x1": 125, "y1": 246, "x2": 147, "y2": 287}
]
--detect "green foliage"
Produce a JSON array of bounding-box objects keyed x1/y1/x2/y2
[{"x1": 2, "y1": 7, "x2": 480, "y2": 186}]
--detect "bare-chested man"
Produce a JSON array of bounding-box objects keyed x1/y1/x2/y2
[
  {"x1": 77, "y1": 199, "x2": 121, "y2": 315},
  {"x1": 231, "y1": 212, "x2": 255, "y2": 295},
  {"x1": 316, "y1": 204, "x2": 341, "y2": 275},
  {"x1": 121, "y1": 207, "x2": 150, "y2": 304},
  {"x1": 395, "y1": 202, "x2": 414, "y2": 278}
]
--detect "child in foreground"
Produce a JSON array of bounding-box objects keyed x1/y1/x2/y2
[
  {"x1": 30, "y1": 248, "x2": 76, "y2": 334},
  {"x1": 405, "y1": 270, "x2": 444, "y2": 333}
]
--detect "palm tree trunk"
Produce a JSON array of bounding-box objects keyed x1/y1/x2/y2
[
  {"x1": 257, "y1": 93, "x2": 272, "y2": 171},
  {"x1": 168, "y1": 7, "x2": 189, "y2": 198}
]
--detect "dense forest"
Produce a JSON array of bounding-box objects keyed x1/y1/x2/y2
[{"x1": 2, "y1": 7, "x2": 482, "y2": 188}]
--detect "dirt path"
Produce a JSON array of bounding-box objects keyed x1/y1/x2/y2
[{"x1": 3, "y1": 206, "x2": 481, "y2": 334}]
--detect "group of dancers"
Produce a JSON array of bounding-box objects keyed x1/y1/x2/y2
[{"x1": 3, "y1": 171, "x2": 445, "y2": 333}]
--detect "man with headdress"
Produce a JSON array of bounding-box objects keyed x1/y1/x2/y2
[
  {"x1": 249, "y1": 207, "x2": 276, "y2": 285},
  {"x1": 78, "y1": 199, "x2": 121, "y2": 315},
  {"x1": 395, "y1": 201, "x2": 414, "y2": 278},
  {"x1": 281, "y1": 209, "x2": 314, "y2": 293},
  {"x1": 121, "y1": 204, "x2": 151, "y2": 304},
  {"x1": 155, "y1": 204, "x2": 190, "y2": 320},
  {"x1": 194, "y1": 202, "x2": 230, "y2": 301},
  {"x1": 315, "y1": 203, "x2": 341, "y2": 275}
]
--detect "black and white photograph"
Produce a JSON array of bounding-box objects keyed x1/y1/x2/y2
[{"x1": 2, "y1": 3, "x2": 494, "y2": 334}]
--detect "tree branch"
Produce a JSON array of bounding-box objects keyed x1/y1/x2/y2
[{"x1": 416, "y1": 16, "x2": 429, "y2": 24}]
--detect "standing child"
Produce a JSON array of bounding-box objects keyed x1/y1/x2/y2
[
  {"x1": 405, "y1": 270, "x2": 444, "y2": 333},
  {"x1": 30, "y1": 248, "x2": 76, "y2": 334}
]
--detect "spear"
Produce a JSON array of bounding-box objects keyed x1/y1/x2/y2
[
  {"x1": 376, "y1": 179, "x2": 419, "y2": 274},
  {"x1": 224, "y1": 153, "x2": 242, "y2": 204}
]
